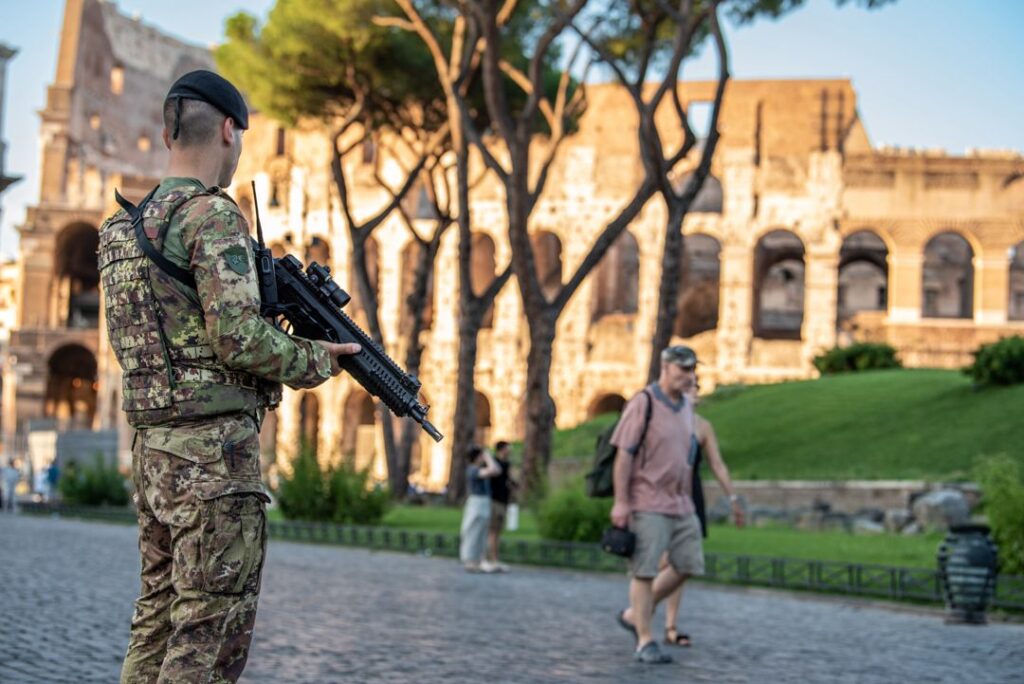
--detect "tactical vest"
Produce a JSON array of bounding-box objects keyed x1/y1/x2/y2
[{"x1": 98, "y1": 185, "x2": 270, "y2": 428}]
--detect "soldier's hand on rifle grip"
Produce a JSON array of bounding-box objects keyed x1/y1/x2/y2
[{"x1": 317, "y1": 341, "x2": 361, "y2": 377}]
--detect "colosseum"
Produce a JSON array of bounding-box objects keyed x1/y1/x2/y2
[{"x1": 4, "y1": 0, "x2": 1023, "y2": 489}]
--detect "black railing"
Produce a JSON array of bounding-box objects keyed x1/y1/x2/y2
[{"x1": 19, "y1": 503, "x2": 1024, "y2": 611}]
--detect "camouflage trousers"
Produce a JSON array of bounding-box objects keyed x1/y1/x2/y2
[{"x1": 121, "y1": 413, "x2": 270, "y2": 684}]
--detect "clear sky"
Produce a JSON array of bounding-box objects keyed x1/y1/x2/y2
[{"x1": 0, "y1": 0, "x2": 1022, "y2": 259}]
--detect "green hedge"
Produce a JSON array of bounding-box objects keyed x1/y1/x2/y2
[
  {"x1": 813, "y1": 343, "x2": 901, "y2": 375},
  {"x1": 59, "y1": 454, "x2": 130, "y2": 507},
  {"x1": 964, "y1": 335, "x2": 1024, "y2": 387},
  {"x1": 276, "y1": 445, "x2": 390, "y2": 525},
  {"x1": 975, "y1": 455, "x2": 1024, "y2": 575},
  {"x1": 536, "y1": 486, "x2": 611, "y2": 543}
]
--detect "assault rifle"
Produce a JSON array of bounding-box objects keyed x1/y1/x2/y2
[{"x1": 250, "y1": 182, "x2": 443, "y2": 442}]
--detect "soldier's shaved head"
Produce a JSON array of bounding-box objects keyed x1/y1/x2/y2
[{"x1": 162, "y1": 98, "x2": 223, "y2": 149}]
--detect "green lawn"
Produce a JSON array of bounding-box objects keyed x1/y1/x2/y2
[
  {"x1": 552, "y1": 369, "x2": 1024, "y2": 481},
  {"x1": 270, "y1": 503, "x2": 944, "y2": 568}
]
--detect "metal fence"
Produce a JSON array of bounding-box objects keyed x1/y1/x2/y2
[{"x1": 21, "y1": 503, "x2": 1024, "y2": 611}]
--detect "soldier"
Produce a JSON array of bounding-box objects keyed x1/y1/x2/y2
[{"x1": 98, "y1": 70, "x2": 359, "y2": 683}]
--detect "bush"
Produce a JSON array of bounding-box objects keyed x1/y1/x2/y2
[
  {"x1": 276, "y1": 444, "x2": 391, "y2": 525},
  {"x1": 536, "y1": 486, "x2": 611, "y2": 543},
  {"x1": 813, "y1": 343, "x2": 901, "y2": 375},
  {"x1": 974, "y1": 455, "x2": 1024, "y2": 575},
  {"x1": 59, "y1": 454, "x2": 130, "y2": 507},
  {"x1": 964, "y1": 336, "x2": 1024, "y2": 387}
]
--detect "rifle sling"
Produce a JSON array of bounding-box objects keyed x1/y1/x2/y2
[{"x1": 115, "y1": 187, "x2": 197, "y2": 291}]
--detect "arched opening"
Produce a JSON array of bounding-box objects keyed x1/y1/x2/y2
[
  {"x1": 299, "y1": 393, "x2": 320, "y2": 457},
  {"x1": 673, "y1": 173, "x2": 724, "y2": 214},
  {"x1": 838, "y1": 231, "x2": 888, "y2": 327},
  {"x1": 304, "y1": 236, "x2": 331, "y2": 266},
  {"x1": 471, "y1": 233, "x2": 496, "y2": 328},
  {"x1": 400, "y1": 241, "x2": 434, "y2": 333},
  {"x1": 531, "y1": 230, "x2": 563, "y2": 300},
  {"x1": 474, "y1": 390, "x2": 492, "y2": 446},
  {"x1": 592, "y1": 230, "x2": 640, "y2": 322},
  {"x1": 269, "y1": 241, "x2": 287, "y2": 259},
  {"x1": 45, "y1": 344, "x2": 97, "y2": 430},
  {"x1": 55, "y1": 223, "x2": 100, "y2": 328},
  {"x1": 341, "y1": 390, "x2": 376, "y2": 467},
  {"x1": 588, "y1": 393, "x2": 626, "y2": 419},
  {"x1": 675, "y1": 234, "x2": 721, "y2": 338},
  {"x1": 922, "y1": 232, "x2": 974, "y2": 319},
  {"x1": 753, "y1": 230, "x2": 805, "y2": 339},
  {"x1": 1008, "y1": 242, "x2": 1024, "y2": 321}
]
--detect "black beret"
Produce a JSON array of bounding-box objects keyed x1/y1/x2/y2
[{"x1": 166, "y1": 70, "x2": 249, "y2": 133}]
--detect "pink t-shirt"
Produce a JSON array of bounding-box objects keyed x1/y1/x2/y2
[{"x1": 610, "y1": 384, "x2": 695, "y2": 517}]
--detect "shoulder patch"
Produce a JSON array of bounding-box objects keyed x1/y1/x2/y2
[{"x1": 224, "y1": 245, "x2": 250, "y2": 275}]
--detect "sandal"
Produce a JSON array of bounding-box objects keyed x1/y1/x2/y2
[{"x1": 664, "y1": 627, "x2": 692, "y2": 647}]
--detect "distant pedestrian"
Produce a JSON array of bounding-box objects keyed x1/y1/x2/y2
[
  {"x1": 460, "y1": 446, "x2": 501, "y2": 572},
  {"x1": 609, "y1": 345, "x2": 702, "y2": 664},
  {"x1": 46, "y1": 459, "x2": 60, "y2": 502},
  {"x1": 484, "y1": 441, "x2": 518, "y2": 573},
  {"x1": 2, "y1": 459, "x2": 21, "y2": 512},
  {"x1": 660, "y1": 378, "x2": 744, "y2": 648}
]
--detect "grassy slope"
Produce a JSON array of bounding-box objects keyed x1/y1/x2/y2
[{"x1": 553, "y1": 370, "x2": 1024, "y2": 481}]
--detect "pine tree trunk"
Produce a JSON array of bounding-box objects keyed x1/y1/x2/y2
[
  {"x1": 520, "y1": 313, "x2": 557, "y2": 499},
  {"x1": 647, "y1": 202, "x2": 687, "y2": 383}
]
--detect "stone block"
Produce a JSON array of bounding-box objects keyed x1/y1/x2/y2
[{"x1": 911, "y1": 489, "x2": 970, "y2": 532}]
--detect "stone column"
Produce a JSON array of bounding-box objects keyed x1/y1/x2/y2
[
  {"x1": 974, "y1": 249, "x2": 1009, "y2": 325},
  {"x1": 803, "y1": 244, "x2": 840, "y2": 363},
  {"x1": 887, "y1": 249, "x2": 923, "y2": 323},
  {"x1": 716, "y1": 241, "x2": 753, "y2": 384}
]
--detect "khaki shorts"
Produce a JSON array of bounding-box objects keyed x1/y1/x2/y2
[
  {"x1": 489, "y1": 501, "x2": 507, "y2": 534},
  {"x1": 630, "y1": 511, "x2": 704, "y2": 579}
]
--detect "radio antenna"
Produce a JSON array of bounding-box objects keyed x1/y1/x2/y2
[{"x1": 251, "y1": 180, "x2": 266, "y2": 248}]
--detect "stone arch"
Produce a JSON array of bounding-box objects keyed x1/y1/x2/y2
[
  {"x1": 676, "y1": 233, "x2": 721, "y2": 338},
  {"x1": 592, "y1": 230, "x2": 640, "y2": 322},
  {"x1": 531, "y1": 230, "x2": 563, "y2": 300},
  {"x1": 400, "y1": 240, "x2": 434, "y2": 332},
  {"x1": 922, "y1": 232, "x2": 974, "y2": 319},
  {"x1": 45, "y1": 344, "x2": 97, "y2": 430},
  {"x1": 673, "y1": 173, "x2": 724, "y2": 214},
  {"x1": 587, "y1": 393, "x2": 626, "y2": 419},
  {"x1": 838, "y1": 230, "x2": 888, "y2": 326},
  {"x1": 299, "y1": 392, "x2": 320, "y2": 457},
  {"x1": 1009, "y1": 241, "x2": 1024, "y2": 321},
  {"x1": 471, "y1": 232, "x2": 496, "y2": 328},
  {"x1": 341, "y1": 390, "x2": 376, "y2": 464},
  {"x1": 304, "y1": 236, "x2": 331, "y2": 266},
  {"x1": 474, "y1": 390, "x2": 492, "y2": 446},
  {"x1": 753, "y1": 230, "x2": 805, "y2": 339},
  {"x1": 54, "y1": 222, "x2": 100, "y2": 328}
]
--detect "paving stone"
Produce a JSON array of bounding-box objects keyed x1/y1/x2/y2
[{"x1": 1, "y1": 513, "x2": 1022, "y2": 683}]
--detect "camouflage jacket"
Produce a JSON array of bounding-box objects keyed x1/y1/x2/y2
[{"x1": 98, "y1": 177, "x2": 331, "y2": 428}]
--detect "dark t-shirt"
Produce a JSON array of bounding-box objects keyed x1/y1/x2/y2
[
  {"x1": 466, "y1": 465, "x2": 491, "y2": 497},
  {"x1": 490, "y1": 459, "x2": 512, "y2": 504}
]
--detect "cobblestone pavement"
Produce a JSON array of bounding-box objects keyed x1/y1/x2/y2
[{"x1": 1, "y1": 514, "x2": 1021, "y2": 684}]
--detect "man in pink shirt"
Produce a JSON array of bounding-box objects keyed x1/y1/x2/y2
[{"x1": 610, "y1": 345, "x2": 709, "y2": 664}]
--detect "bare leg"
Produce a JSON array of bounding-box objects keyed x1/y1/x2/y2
[
  {"x1": 487, "y1": 528, "x2": 499, "y2": 563},
  {"x1": 629, "y1": 578, "x2": 656, "y2": 648},
  {"x1": 665, "y1": 583, "x2": 683, "y2": 633}
]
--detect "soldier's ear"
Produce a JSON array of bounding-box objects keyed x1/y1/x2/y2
[
  {"x1": 221, "y1": 117, "x2": 236, "y2": 146},
  {"x1": 162, "y1": 127, "x2": 172, "y2": 150}
]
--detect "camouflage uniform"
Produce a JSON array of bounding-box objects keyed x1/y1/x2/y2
[{"x1": 99, "y1": 177, "x2": 332, "y2": 683}]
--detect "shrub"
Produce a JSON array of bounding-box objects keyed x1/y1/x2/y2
[
  {"x1": 59, "y1": 454, "x2": 130, "y2": 507},
  {"x1": 813, "y1": 343, "x2": 901, "y2": 375},
  {"x1": 537, "y1": 486, "x2": 611, "y2": 543},
  {"x1": 974, "y1": 455, "x2": 1024, "y2": 575},
  {"x1": 276, "y1": 444, "x2": 391, "y2": 525},
  {"x1": 327, "y1": 465, "x2": 391, "y2": 525},
  {"x1": 964, "y1": 335, "x2": 1024, "y2": 387}
]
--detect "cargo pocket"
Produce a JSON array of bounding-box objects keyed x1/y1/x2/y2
[{"x1": 194, "y1": 481, "x2": 270, "y2": 595}]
